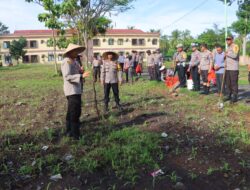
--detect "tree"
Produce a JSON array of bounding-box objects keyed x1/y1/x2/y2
[
  {"x1": 0, "y1": 22, "x2": 10, "y2": 35},
  {"x1": 231, "y1": 0, "x2": 250, "y2": 64},
  {"x1": 149, "y1": 29, "x2": 161, "y2": 33},
  {"x1": 26, "y1": 0, "x2": 65, "y2": 74},
  {"x1": 9, "y1": 37, "x2": 27, "y2": 64}
]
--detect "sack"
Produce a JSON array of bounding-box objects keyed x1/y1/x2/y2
[
  {"x1": 208, "y1": 69, "x2": 216, "y2": 85},
  {"x1": 136, "y1": 64, "x2": 142, "y2": 74},
  {"x1": 165, "y1": 76, "x2": 179, "y2": 89}
]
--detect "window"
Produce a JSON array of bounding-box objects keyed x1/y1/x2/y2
[
  {"x1": 132, "y1": 39, "x2": 137, "y2": 46},
  {"x1": 152, "y1": 39, "x2": 158, "y2": 45},
  {"x1": 93, "y1": 39, "x2": 100, "y2": 46},
  {"x1": 4, "y1": 55, "x2": 12, "y2": 64},
  {"x1": 108, "y1": 38, "x2": 114, "y2": 45},
  {"x1": 30, "y1": 41, "x2": 38, "y2": 48},
  {"x1": 23, "y1": 55, "x2": 29, "y2": 63},
  {"x1": 31, "y1": 55, "x2": 38, "y2": 63},
  {"x1": 3, "y1": 41, "x2": 10, "y2": 49},
  {"x1": 138, "y1": 39, "x2": 145, "y2": 46},
  {"x1": 117, "y1": 39, "x2": 124, "y2": 45},
  {"x1": 58, "y1": 54, "x2": 63, "y2": 61},
  {"x1": 48, "y1": 53, "x2": 54, "y2": 62}
]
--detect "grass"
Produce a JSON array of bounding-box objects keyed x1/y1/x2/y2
[{"x1": 0, "y1": 63, "x2": 250, "y2": 189}]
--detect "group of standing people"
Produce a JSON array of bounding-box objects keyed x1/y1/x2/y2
[{"x1": 172, "y1": 35, "x2": 240, "y2": 103}]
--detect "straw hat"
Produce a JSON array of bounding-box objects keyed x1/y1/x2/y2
[
  {"x1": 102, "y1": 51, "x2": 119, "y2": 61},
  {"x1": 64, "y1": 43, "x2": 85, "y2": 57},
  {"x1": 176, "y1": 44, "x2": 183, "y2": 48}
]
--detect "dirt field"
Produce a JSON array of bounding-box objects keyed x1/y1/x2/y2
[{"x1": 0, "y1": 64, "x2": 250, "y2": 190}]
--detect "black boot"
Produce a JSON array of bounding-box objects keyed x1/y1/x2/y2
[
  {"x1": 205, "y1": 86, "x2": 210, "y2": 95},
  {"x1": 231, "y1": 94, "x2": 238, "y2": 104},
  {"x1": 223, "y1": 94, "x2": 231, "y2": 102},
  {"x1": 200, "y1": 86, "x2": 207, "y2": 95},
  {"x1": 116, "y1": 103, "x2": 123, "y2": 112},
  {"x1": 71, "y1": 122, "x2": 80, "y2": 140}
]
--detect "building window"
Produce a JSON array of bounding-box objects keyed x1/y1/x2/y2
[
  {"x1": 152, "y1": 39, "x2": 158, "y2": 45},
  {"x1": 117, "y1": 39, "x2": 124, "y2": 45},
  {"x1": 138, "y1": 39, "x2": 145, "y2": 46},
  {"x1": 30, "y1": 41, "x2": 38, "y2": 48},
  {"x1": 108, "y1": 38, "x2": 114, "y2": 45},
  {"x1": 58, "y1": 54, "x2": 63, "y2": 61},
  {"x1": 3, "y1": 41, "x2": 10, "y2": 49},
  {"x1": 48, "y1": 53, "x2": 54, "y2": 62},
  {"x1": 31, "y1": 55, "x2": 38, "y2": 63},
  {"x1": 23, "y1": 55, "x2": 29, "y2": 63},
  {"x1": 132, "y1": 39, "x2": 137, "y2": 46},
  {"x1": 4, "y1": 55, "x2": 12, "y2": 64},
  {"x1": 93, "y1": 39, "x2": 100, "y2": 46}
]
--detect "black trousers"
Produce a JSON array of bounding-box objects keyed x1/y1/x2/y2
[
  {"x1": 191, "y1": 66, "x2": 200, "y2": 90},
  {"x1": 201, "y1": 70, "x2": 208, "y2": 83},
  {"x1": 104, "y1": 83, "x2": 120, "y2": 105},
  {"x1": 93, "y1": 66, "x2": 100, "y2": 82},
  {"x1": 216, "y1": 73, "x2": 225, "y2": 94},
  {"x1": 225, "y1": 70, "x2": 239, "y2": 96},
  {"x1": 177, "y1": 65, "x2": 186, "y2": 87},
  {"x1": 155, "y1": 64, "x2": 161, "y2": 81},
  {"x1": 248, "y1": 71, "x2": 250, "y2": 84},
  {"x1": 66, "y1": 94, "x2": 82, "y2": 139}
]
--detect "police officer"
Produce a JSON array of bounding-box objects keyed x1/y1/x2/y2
[
  {"x1": 101, "y1": 51, "x2": 123, "y2": 112},
  {"x1": 146, "y1": 50, "x2": 155, "y2": 80},
  {"x1": 61, "y1": 44, "x2": 90, "y2": 140},
  {"x1": 173, "y1": 44, "x2": 187, "y2": 87},
  {"x1": 199, "y1": 43, "x2": 213, "y2": 95},
  {"x1": 188, "y1": 43, "x2": 201, "y2": 91},
  {"x1": 154, "y1": 49, "x2": 163, "y2": 81},
  {"x1": 224, "y1": 36, "x2": 240, "y2": 103}
]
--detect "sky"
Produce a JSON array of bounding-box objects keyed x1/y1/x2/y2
[{"x1": 0, "y1": 0, "x2": 239, "y2": 37}]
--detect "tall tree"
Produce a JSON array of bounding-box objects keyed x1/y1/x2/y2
[
  {"x1": 0, "y1": 22, "x2": 10, "y2": 35},
  {"x1": 26, "y1": 0, "x2": 65, "y2": 74},
  {"x1": 231, "y1": 0, "x2": 250, "y2": 63},
  {"x1": 9, "y1": 37, "x2": 27, "y2": 64}
]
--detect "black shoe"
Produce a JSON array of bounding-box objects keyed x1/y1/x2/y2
[
  {"x1": 231, "y1": 95, "x2": 238, "y2": 104},
  {"x1": 116, "y1": 104, "x2": 123, "y2": 112},
  {"x1": 223, "y1": 95, "x2": 231, "y2": 102},
  {"x1": 200, "y1": 86, "x2": 207, "y2": 95}
]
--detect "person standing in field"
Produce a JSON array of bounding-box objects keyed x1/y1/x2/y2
[
  {"x1": 146, "y1": 50, "x2": 155, "y2": 80},
  {"x1": 154, "y1": 49, "x2": 163, "y2": 81},
  {"x1": 101, "y1": 51, "x2": 123, "y2": 113},
  {"x1": 173, "y1": 44, "x2": 187, "y2": 88},
  {"x1": 61, "y1": 44, "x2": 90, "y2": 140},
  {"x1": 124, "y1": 53, "x2": 133, "y2": 83},
  {"x1": 224, "y1": 36, "x2": 240, "y2": 103},
  {"x1": 118, "y1": 52, "x2": 125, "y2": 72},
  {"x1": 199, "y1": 43, "x2": 213, "y2": 95},
  {"x1": 92, "y1": 55, "x2": 101, "y2": 82},
  {"x1": 188, "y1": 43, "x2": 201, "y2": 91},
  {"x1": 214, "y1": 45, "x2": 225, "y2": 95}
]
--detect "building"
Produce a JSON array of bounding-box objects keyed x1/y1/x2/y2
[{"x1": 0, "y1": 29, "x2": 160, "y2": 65}]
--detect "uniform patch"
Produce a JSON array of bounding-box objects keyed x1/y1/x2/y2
[
  {"x1": 182, "y1": 53, "x2": 187, "y2": 59},
  {"x1": 233, "y1": 45, "x2": 239, "y2": 54}
]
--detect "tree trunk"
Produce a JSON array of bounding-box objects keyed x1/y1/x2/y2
[{"x1": 52, "y1": 29, "x2": 58, "y2": 74}]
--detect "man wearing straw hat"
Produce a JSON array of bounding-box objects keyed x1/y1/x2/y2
[
  {"x1": 61, "y1": 43, "x2": 90, "y2": 140},
  {"x1": 101, "y1": 51, "x2": 123, "y2": 112}
]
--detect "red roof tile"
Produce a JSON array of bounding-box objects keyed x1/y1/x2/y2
[{"x1": 106, "y1": 29, "x2": 146, "y2": 35}]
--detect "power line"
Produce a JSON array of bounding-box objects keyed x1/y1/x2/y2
[{"x1": 162, "y1": 0, "x2": 208, "y2": 30}]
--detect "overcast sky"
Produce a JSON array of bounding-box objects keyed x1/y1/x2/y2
[{"x1": 0, "y1": 0, "x2": 238, "y2": 37}]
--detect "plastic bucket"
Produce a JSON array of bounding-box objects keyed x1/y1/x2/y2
[{"x1": 187, "y1": 79, "x2": 193, "y2": 90}]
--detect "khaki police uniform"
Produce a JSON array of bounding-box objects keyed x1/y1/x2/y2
[
  {"x1": 189, "y1": 50, "x2": 201, "y2": 91},
  {"x1": 147, "y1": 53, "x2": 155, "y2": 80},
  {"x1": 225, "y1": 43, "x2": 240, "y2": 101},
  {"x1": 173, "y1": 51, "x2": 187, "y2": 87},
  {"x1": 101, "y1": 60, "x2": 122, "y2": 108}
]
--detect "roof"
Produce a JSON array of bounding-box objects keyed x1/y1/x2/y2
[{"x1": 0, "y1": 29, "x2": 159, "y2": 37}]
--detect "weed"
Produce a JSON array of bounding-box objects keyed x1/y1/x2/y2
[
  {"x1": 167, "y1": 171, "x2": 181, "y2": 184},
  {"x1": 207, "y1": 167, "x2": 218, "y2": 175}
]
